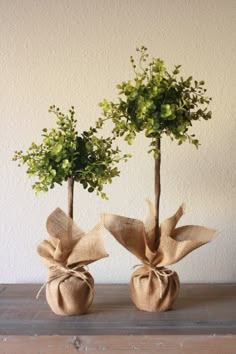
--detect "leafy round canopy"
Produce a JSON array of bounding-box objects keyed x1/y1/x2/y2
[
  {"x1": 99, "y1": 46, "x2": 212, "y2": 157},
  {"x1": 13, "y1": 106, "x2": 129, "y2": 198}
]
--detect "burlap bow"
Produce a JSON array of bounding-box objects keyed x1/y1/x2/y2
[
  {"x1": 102, "y1": 200, "x2": 216, "y2": 312},
  {"x1": 37, "y1": 208, "x2": 108, "y2": 315}
]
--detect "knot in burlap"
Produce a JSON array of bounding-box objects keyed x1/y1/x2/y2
[
  {"x1": 36, "y1": 264, "x2": 92, "y2": 299},
  {"x1": 48, "y1": 264, "x2": 91, "y2": 286},
  {"x1": 133, "y1": 263, "x2": 174, "y2": 298}
]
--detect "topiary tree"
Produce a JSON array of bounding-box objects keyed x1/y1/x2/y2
[
  {"x1": 13, "y1": 105, "x2": 129, "y2": 219},
  {"x1": 99, "y1": 46, "x2": 212, "y2": 246}
]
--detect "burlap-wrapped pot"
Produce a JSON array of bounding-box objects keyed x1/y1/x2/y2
[
  {"x1": 103, "y1": 200, "x2": 216, "y2": 312},
  {"x1": 46, "y1": 267, "x2": 94, "y2": 316},
  {"x1": 38, "y1": 208, "x2": 108, "y2": 316},
  {"x1": 130, "y1": 266, "x2": 179, "y2": 312}
]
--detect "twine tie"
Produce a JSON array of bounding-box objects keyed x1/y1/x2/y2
[
  {"x1": 133, "y1": 263, "x2": 174, "y2": 298},
  {"x1": 36, "y1": 264, "x2": 91, "y2": 299}
]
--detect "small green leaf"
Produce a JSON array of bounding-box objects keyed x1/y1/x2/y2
[
  {"x1": 51, "y1": 143, "x2": 63, "y2": 155},
  {"x1": 62, "y1": 159, "x2": 69, "y2": 168}
]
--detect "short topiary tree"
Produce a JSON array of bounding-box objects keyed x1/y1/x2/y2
[
  {"x1": 13, "y1": 105, "x2": 129, "y2": 219},
  {"x1": 99, "y1": 46, "x2": 212, "y2": 246}
]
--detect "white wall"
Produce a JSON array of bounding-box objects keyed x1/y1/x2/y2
[{"x1": 1, "y1": 0, "x2": 235, "y2": 283}]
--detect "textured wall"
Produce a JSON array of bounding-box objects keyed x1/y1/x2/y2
[{"x1": 1, "y1": 0, "x2": 235, "y2": 283}]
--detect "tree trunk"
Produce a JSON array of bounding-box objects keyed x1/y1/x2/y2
[
  {"x1": 154, "y1": 138, "x2": 161, "y2": 248},
  {"x1": 68, "y1": 177, "x2": 74, "y2": 219}
]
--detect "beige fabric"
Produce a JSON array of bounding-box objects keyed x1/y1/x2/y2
[
  {"x1": 130, "y1": 266, "x2": 180, "y2": 312},
  {"x1": 103, "y1": 200, "x2": 216, "y2": 312},
  {"x1": 38, "y1": 208, "x2": 108, "y2": 316}
]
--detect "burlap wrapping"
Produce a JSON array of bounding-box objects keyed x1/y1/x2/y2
[
  {"x1": 38, "y1": 208, "x2": 108, "y2": 316},
  {"x1": 103, "y1": 200, "x2": 216, "y2": 312}
]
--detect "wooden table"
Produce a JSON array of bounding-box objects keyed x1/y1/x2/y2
[{"x1": 0, "y1": 284, "x2": 235, "y2": 353}]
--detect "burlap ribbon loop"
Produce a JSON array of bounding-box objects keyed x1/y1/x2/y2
[{"x1": 37, "y1": 208, "x2": 108, "y2": 315}]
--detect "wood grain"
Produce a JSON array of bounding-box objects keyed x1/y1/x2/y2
[
  {"x1": 0, "y1": 284, "x2": 236, "y2": 335},
  {"x1": 0, "y1": 335, "x2": 236, "y2": 354},
  {"x1": 0, "y1": 284, "x2": 236, "y2": 353}
]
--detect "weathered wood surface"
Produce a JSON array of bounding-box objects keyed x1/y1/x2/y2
[
  {"x1": 0, "y1": 284, "x2": 236, "y2": 336},
  {"x1": 0, "y1": 284, "x2": 236, "y2": 353},
  {"x1": 0, "y1": 335, "x2": 236, "y2": 354}
]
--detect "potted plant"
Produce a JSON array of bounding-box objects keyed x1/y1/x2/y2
[
  {"x1": 100, "y1": 47, "x2": 216, "y2": 312},
  {"x1": 13, "y1": 105, "x2": 129, "y2": 315},
  {"x1": 13, "y1": 105, "x2": 129, "y2": 217}
]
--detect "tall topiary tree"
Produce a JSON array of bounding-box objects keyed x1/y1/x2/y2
[
  {"x1": 99, "y1": 46, "x2": 212, "y2": 247},
  {"x1": 13, "y1": 105, "x2": 129, "y2": 219}
]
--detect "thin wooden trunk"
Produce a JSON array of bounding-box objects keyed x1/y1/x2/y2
[
  {"x1": 154, "y1": 138, "x2": 161, "y2": 247},
  {"x1": 68, "y1": 177, "x2": 74, "y2": 219}
]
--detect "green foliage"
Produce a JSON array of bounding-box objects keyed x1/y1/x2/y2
[
  {"x1": 99, "y1": 46, "x2": 212, "y2": 157},
  {"x1": 13, "y1": 106, "x2": 130, "y2": 198}
]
